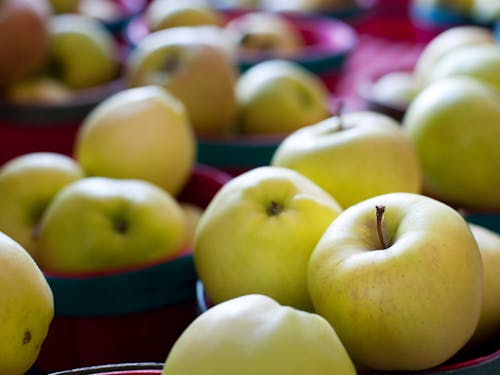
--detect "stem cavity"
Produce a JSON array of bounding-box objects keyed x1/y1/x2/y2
[
  {"x1": 376, "y1": 205, "x2": 388, "y2": 249},
  {"x1": 267, "y1": 201, "x2": 283, "y2": 217}
]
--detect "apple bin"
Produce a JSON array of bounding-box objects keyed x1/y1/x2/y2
[{"x1": 34, "y1": 164, "x2": 232, "y2": 373}]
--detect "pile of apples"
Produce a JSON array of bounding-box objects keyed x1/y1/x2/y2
[{"x1": 0, "y1": 0, "x2": 122, "y2": 105}]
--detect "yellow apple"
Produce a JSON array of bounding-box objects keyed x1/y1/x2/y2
[
  {"x1": 162, "y1": 294, "x2": 357, "y2": 375},
  {"x1": 145, "y1": 0, "x2": 222, "y2": 32},
  {"x1": 468, "y1": 223, "x2": 500, "y2": 344},
  {"x1": 194, "y1": 166, "x2": 342, "y2": 311},
  {"x1": 37, "y1": 176, "x2": 189, "y2": 273},
  {"x1": 0, "y1": 232, "x2": 54, "y2": 375},
  {"x1": 0, "y1": 152, "x2": 84, "y2": 258},
  {"x1": 126, "y1": 26, "x2": 239, "y2": 135},
  {"x1": 74, "y1": 85, "x2": 196, "y2": 197},
  {"x1": 236, "y1": 59, "x2": 331, "y2": 135},
  {"x1": 180, "y1": 202, "x2": 204, "y2": 249},
  {"x1": 308, "y1": 192, "x2": 483, "y2": 371}
]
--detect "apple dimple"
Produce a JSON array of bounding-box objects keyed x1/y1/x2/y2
[
  {"x1": 266, "y1": 200, "x2": 283, "y2": 216},
  {"x1": 112, "y1": 217, "x2": 128, "y2": 234},
  {"x1": 161, "y1": 52, "x2": 182, "y2": 75}
]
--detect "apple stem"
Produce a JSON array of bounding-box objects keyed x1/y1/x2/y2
[
  {"x1": 334, "y1": 101, "x2": 345, "y2": 130},
  {"x1": 267, "y1": 201, "x2": 283, "y2": 216},
  {"x1": 376, "y1": 205, "x2": 388, "y2": 249}
]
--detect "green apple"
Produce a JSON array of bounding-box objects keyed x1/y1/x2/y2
[
  {"x1": 0, "y1": 0, "x2": 51, "y2": 86},
  {"x1": 367, "y1": 71, "x2": 419, "y2": 109},
  {"x1": 236, "y1": 59, "x2": 330, "y2": 135},
  {"x1": 225, "y1": 12, "x2": 304, "y2": 58},
  {"x1": 194, "y1": 166, "x2": 342, "y2": 311},
  {"x1": 48, "y1": 13, "x2": 120, "y2": 89},
  {"x1": 308, "y1": 192, "x2": 483, "y2": 371},
  {"x1": 425, "y1": 44, "x2": 500, "y2": 90},
  {"x1": 145, "y1": 0, "x2": 222, "y2": 32},
  {"x1": 74, "y1": 85, "x2": 196, "y2": 197},
  {"x1": 402, "y1": 76, "x2": 500, "y2": 211},
  {"x1": 37, "y1": 176, "x2": 189, "y2": 273},
  {"x1": 472, "y1": 0, "x2": 500, "y2": 24},
  {"x1": 271, "y1": 111, "x2": 422, "y2": 209},
  {"x1": 467, "y1": 223, "x2": 500, "y2": 344},
  {"x1": 126, "y1": 26, "x2": 239, "y2": 135},
  {"x1": 162, "y1": 294, "x2": 357, "y2": 375},
  {"x1": 0, "y1": 152, "x2": 84, "y2": 259},
  {"x1": 413, "y1": 25, "x2": 496, "y2": 88},
  {"x1": 0, "y1": 232, "x2": 54, "y2": 375}
]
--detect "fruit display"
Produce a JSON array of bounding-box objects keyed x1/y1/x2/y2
[{"x1": 0, "y1": 1, "x2": 499, "y2": 374}]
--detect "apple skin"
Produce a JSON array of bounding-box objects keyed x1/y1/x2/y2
[
  {"x1": 145, "y1": 0, "x2": 221, "y2": 32},
  {"x1": 0, "y1": 232, "x2": 54, "y2": 375},
  {"x1": 49, "y1": 13, "x2": 120, "y2": 89},
  {"x1": 367, "y1": 71, "x2": 419, "y2": 109},
  {"x1": 48, "y1": 0, "x2": 79, "y2": 13},
  {"x1": 467, "y1": 223, "x2": 500, "y2": 344},
  {"x1": 413, "y1": 25, "x2": 496, "y2": 88},
  {"x1": 162, "y1": 294, "x2": 357, "y2": 375},
  {"x1": 402, "y1": 76, "x2": 500, "y2": 211},
  {"x1": 472, "y1": 0, "x2": 500, "y2": 24},
  {"x1": 74, "y1": 85, "x2": 196, "y2": 197},
  {"x1": 0, "y1": 152, "x2": 84, "y2": 259},
  {"x1": 308, "y1": 192, "x2": 483, "y2": 371},
  {"x1": 236, "y1": 59, "x2": 330, "y2": 135},
  {"x1": 0, "y1": 0, "x2": 51, "y2": 86},
  {"x1": 272, "y1": 111, "x2": 422, "y2": 209},
  {"x1": 126, "y1": 27, "x2": 239, "y2": 136},
  {"x1": 425, "y1": 44, "x2": 500, "y2": 91},
  {"x1": 36, "y1": 176, "x2": 189, "y2": 274},
  {"x1": 194, "y1": 166, "x2": 342, "y2": 311}
]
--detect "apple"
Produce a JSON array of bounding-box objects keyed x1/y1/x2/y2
[
  {"x1": 74, "y1": 85, "x2": 196, "y2": 197},
  {"x1": 467, "y1": 223, "x2": 500, "y2": 344},
  {"x1": 126, "y1": 26, "x2": 239, "y2": 135},
  {"x1": 424, "y1": 43, "x2": 500, "y2": 91},
  {"x1": 0, "y1": 152, "x2": 84, "y2": 259},
  {"x1": 36, "y1": 176, "x2": 189, "y2": 273},
  {"x1": 48, "y1": 13, "x2": 120, "y2": 89},
  {"x1": 308, "y1": 192, "x2": 483, "y2": 371},
  {"x1": 402, "y1": 76, "x2": 500, "y2": 211},
  {"x1": 260, "y1": 0, "x2": 356, "y2": 13},
  {"x1": 0, "y1": 0, "x2": 51, "y2": 86},
  {"x1": 0, "y1": 232, "x2": 54, "y2": 375},
  {"x1": 180, "y1": 202, "x2": 204, "y2": 249},
  {"x1": 366, "y1": 71, "x2": 419, "y2": 110},
  {"x1": 271, "y1": 111, "x2": 422, "y2": 209},
  {"x1": 145, "y1": 0, "x2": 222, "y2": 32},
  {"x1": 4, "y1": 76, "x2": 74, "y2": 104},
  {"x1": 413, "y1": 25, "x2": 496, "y2": 88},
  {"x1": 225, "y1": 11, "x2": 304, "y2": 58},
  {"x1": 77, "y1": 0, "x2": 123, "y2": 25},
  {"x1": 214, "y1": 0, "x2": 261, "y2": 8},
  {"x1": 472, "y1": 0, "x2": 500, "y2": 25},
  {"x1": 194, "y1": 166, "x2": 342, "y2": 312},
  {"x1": 412, "y1": 0, "x2": 475, "y2": 16},
  {"x1": 236, "y1": 59, "x2": 331, "y2": 135},
  {"x1": 162, "y1": 294, "x2": 357, "y2": 375}
]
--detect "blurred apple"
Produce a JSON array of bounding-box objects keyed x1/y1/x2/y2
[
  {"x1": 0, "y1": 232, "x2": 54, "y2": 375},
  {"x1": 402, "y1": 76, "x2": 500, "y2": 211},
  {"x1": 194, "y1": 166, "x2": 342, "y2": 311},
  {"x1": 467, "y1": 223, "x2": 500, "y2": 344},
  {"x1": 180, "y1": 202, "x2": 204, "y2": 249},
  {"x1": 412, "y1": 0, "x2": 474, "y2": 16},
  {"x1": 37, "y1": 176, "x2": 189, "y2": 273},
  {"x1": 0, "y1": 152, "x2": 84, "y2": 258},
  {"x1": 225, "y1": 11, "x2": 304, "y2": 58},
  {"x1": 126, "y1": 26, "x2": 239, "y2": 135},
  {"x1": 48, "y1": 13, "x2": 120, "y2": 89},
  {"x1": 367, "y1": 71, "x2": 419, "y2": 110},
  {"x1": 236, "y1": 59, "x2": 330, "y2": 135},
  {"x1": 5, "y1": 76, "x2": 74, "y2": 104},
  {"x1": 162, "y1": 294, "x2": 356, "y2": 375},
  {"x1": 308, "y1": 192, "x2": 482, "y2": 371},
  {"x1": 145, "y1": 0, "x2": 222, "y2": 32},
  {"x1": 425, "y1": 43, "x2": 500, "y2": 90},
  {"x1": 472, "y1": 0, "x2": 500, "y2": 24},
  {"x1": 74, "y1": 85, "x2": 196, "y2": 197},
  {"x1": 214, "y1": 0, "x2": 260, "y2": 8},
  {"x1": 413, "y1": 25, "x2": 496, "y2": 87},
  {"x1": 272, "y1": 111, "x2": 422, "y2": 209},
  {"x1": 0, "y1": 0, "x2": 51, "y2": 86},
  {"x1": 78, "y1": 0, "x2": 123, "y2": 24},
  {"x1": 261, "y1": 0, "x2": 357, "y2": 13}
]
